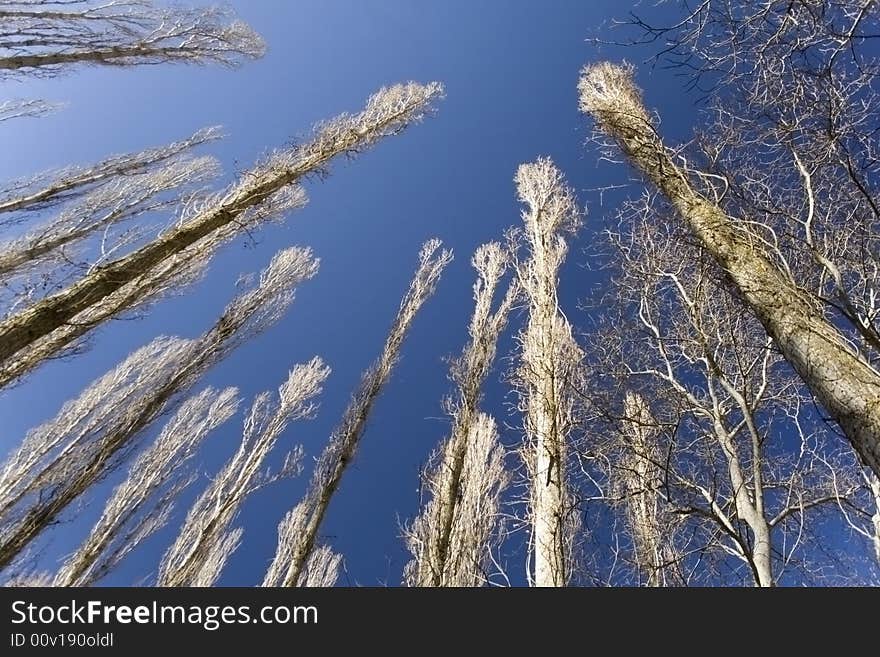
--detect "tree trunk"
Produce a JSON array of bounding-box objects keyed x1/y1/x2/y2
[{"x1": 580, "y1": 63, "x2": 880, "y2": 477}]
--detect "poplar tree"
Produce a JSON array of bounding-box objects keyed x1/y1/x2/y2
[
  {"x1": 579, "y1": 61, "x2": 880, "y2": 478},
  {"x1": 0, "y1": 81, "x2": 443, "y2": 388},
  {"x1": 512, "y1": 158, "x2": 583, "y2": 587},
  {"x1": 263, "y1": 240, "x2": 452, "y2": 587},
  {"x1": 404, "y1": 242, "x2": 516, "y2": 586}
]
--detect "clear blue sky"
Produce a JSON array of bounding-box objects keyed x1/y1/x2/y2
[{"x1": 0, "y1": 1, "x2": 803, "y2": 586}]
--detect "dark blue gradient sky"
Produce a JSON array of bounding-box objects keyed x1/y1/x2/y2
[{"x1": 1, "y1": 1, "x2": 806, "y2": 586}]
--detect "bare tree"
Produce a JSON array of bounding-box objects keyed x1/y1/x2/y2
[
  {"x1": 0, "y1": 187, "x2": 306, "y2": 389},
  {"x1": 158, "y1": 358, "x2": 330, "y2": 587},
  {"x1": 613, "y1": 392, "x2": 683, "y2": 587},
  {"x1": 579, "y1": 61, "x2": 880, "y2": 478},
  {"x1": 510, "y1": 158, "x2": 583, "y2": 587},
  {"x1": 582, "y1": 202, "x2": 872, "y2": 586},
  {"x1": 0, "y1": 81, "x2": 444, "y2": 388},
  {"x1": 263, "y1": 239, "x2": 453, "y2": 587},
  {"x1": 0, "y1": 1, "x2": 265, "y2": 76},
  {"x1": 404, "y1": 412, "x2": 510, "y2": 587},
  {"x1": 0, "y1": 99, "x2": 63, "y2": 123},
  {"x1": 0, "y1": 126, "x2": 221, "y2": 220},
  {"x1": 0, "y1": 154, "x2": 220, "y2": 316},
  {"x1": 0, "y1": 246, "x2": 318, "y2": 570},
  {"x1": 403, "y1": 242, "x2": 516, "y2": 586},
  {"x1": 54, "y1": 386, "x2": 240, "y2": 587}
]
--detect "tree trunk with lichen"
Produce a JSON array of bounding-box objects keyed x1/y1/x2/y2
[{"x1": 579, "y1": 62, "x2": 880, "y2": 478}]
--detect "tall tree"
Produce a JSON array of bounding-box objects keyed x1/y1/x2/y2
[
  {"x1": 512, "y1": 158, "x2": 583, "y2": 587},
  {"x1": 0, "y1": 1, "x2": 265, "y2": 76},
  {"x1": 579, "y1": 61, "x2": 880, "y2": 478},
  {"x1": 0, "y1": 246, "x2": 318, "y2": 570},
  {"x1": 263, "y1": 239, "x2": 452, "y2": 587},
  {"x1": 0, "y1": 81, "x2": 444, "y2": 388},
  {"x1": 54, "y1": 386, "x2": 240, "y2": 587},
  {"x1": 404, "y1": 242, "x2": 516, "y2": 587},
  {"x1": 614, "y1": 392, "x2": 682, "y2": 587},
  {"x1": 404, "y1": 412, "x2": 509, "y2": 587},
  {"x1": 0, "y1": 151, "x2": 220, "y2": 315},
  {"x1": 158, "y1": 359, "x2": 329, "y2": 587}
]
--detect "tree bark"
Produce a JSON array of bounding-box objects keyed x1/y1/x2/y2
[{"x1": 580, "y1": 63, "x2": 880, "y2": 477}]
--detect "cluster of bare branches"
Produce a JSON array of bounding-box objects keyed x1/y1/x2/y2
[
  {"x1": 0, "y1": 80, "x2": 443, "y2": 389},
  {"x1": 55, "y1": 386, "x2": 240, "y2": 587},
  {"x1": 159, "y1": 359, "x2": 329, "y2": 587},
  {"x1": 0, "y1": 99, "x2": 63, "y2": 123},
  {"x1": 580, "y1": 199, "x2": 875, "y2": 585},
  {"x1": 0, "y1": 246, "x2": 318, "y2": 574},
  {"x1": 0, "y1": 0, "x2": 265, "y2": 76}
]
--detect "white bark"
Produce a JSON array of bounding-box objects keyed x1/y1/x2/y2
[
  {"x1": 870, "y1": 472, "x2": 880, "y2": 566},
  {"x1": 513, "y1": 158, "x2": 583, "y2": 587}
]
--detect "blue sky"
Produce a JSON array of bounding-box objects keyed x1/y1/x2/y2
[{"x1": 1, "y1": 1, "x2": 826, "y2": 586}]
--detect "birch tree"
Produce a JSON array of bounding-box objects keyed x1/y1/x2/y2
[
  {"x1": 0, "y1": 246, "x2": 318, "y2": 570},
  {"x1": 0, "y1": 80, "x2": 444, "y2": 389},
  {"x1": 0, "y1": 1, "x2": 265, "y2": 77},
  {"x1": 54, "y1": 386, "x2": 240, "y2": 587},
  {"x1": 511, "y1": 158, "x2": 583, "y2": 587},
  {"x1": 404, "y1": 242, "x2": 516, "y2": 587},
  {"x1": 158, "y1": 359, "x2": 330, "y2": 587},
  {"x1": 579, "y1": 61, "x2": 880, "y2": 478},
  {"x1": 263, "y1": 239, "x2": 452, "y2": 587}
]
